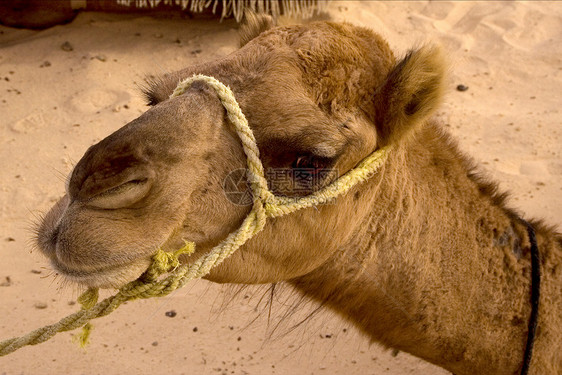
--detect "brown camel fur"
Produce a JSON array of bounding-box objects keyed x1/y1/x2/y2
[{"x1": 36, "y1": 14, "x2": 561, "y2": 375}]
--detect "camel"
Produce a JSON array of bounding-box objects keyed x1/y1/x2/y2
[{"x1": 35, "y1": 14, "x2": 561, "y2": 375}]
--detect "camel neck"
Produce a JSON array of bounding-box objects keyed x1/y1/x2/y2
[{"x1": 290, "y1": 127, "x2": 547, "y2": 375}]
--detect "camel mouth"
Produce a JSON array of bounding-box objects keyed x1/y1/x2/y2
[
  {"x1": 39, "y1": 224, "x2": 152, "y2": 289},
  {"x1": 36, "y1": 194, "x2": 152, "y2": 289},
  {"x1": 48, "y1": 256, "x2": 151, "y2": 289}
]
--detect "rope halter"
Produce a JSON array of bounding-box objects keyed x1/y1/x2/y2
[{"x1": 0, "y1": 75, "x2": 391, "y2": 356}]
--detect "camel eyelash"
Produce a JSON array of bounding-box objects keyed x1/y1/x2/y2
[{"x1": 292, "y1": 154, "x2": 331, "y2": 173}]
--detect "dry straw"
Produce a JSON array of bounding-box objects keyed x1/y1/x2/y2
[{"x1": 115, "y1": 0, "x2": 330, "y2": 22}]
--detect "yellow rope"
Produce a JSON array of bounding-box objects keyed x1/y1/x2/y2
[{"x1": 0, "y1": 74, "x2": 391, "y2": 357}]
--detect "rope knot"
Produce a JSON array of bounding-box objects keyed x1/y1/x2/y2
[{"x1": 143, "y1": 242, "x2": 195, "y2": 282}]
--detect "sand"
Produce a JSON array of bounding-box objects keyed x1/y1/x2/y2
[{"x1": 0, "y1": 1, "x2": 560, "y2": 374}]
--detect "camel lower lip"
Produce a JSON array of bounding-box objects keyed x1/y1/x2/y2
[
  {"x1": 50, "y1": 257, "x2": 151, "y2": 289},
  {"x1": 52, "y1": 260, "x2": 126, "y2": 277}
]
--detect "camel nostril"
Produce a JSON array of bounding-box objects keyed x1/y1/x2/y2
[
  {"x1": 85, "y1": 176, "x2": 153, "y2": 209},
  {"x1": 68, "y1": 148, "x2": 156, "y2": 209}
]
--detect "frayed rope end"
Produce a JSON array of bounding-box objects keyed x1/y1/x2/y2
[
  {"x1": 72, "y1": 287, "x2": 99, "y2": 348},
  {"x1": 78, "y1": 288, "x2": 99, "y2": 310},
  {"x1": 73, "y1": 323, "x2": 93, "y2": 349}
]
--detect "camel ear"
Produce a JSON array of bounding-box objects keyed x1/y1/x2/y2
[
  {"x1": 374, "y1": 45, "x2": 446, "y2": 145},
  {"x1": 239, "y1": 10, "x2": 275, "y2": 47}
]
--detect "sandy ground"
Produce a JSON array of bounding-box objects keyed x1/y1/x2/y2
[{"x1": 0, "y1": 1, "x2": 560, "y2": 374}]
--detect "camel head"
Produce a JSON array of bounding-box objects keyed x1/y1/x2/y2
[{"x1": 36, "y1": 15, "x2": 446, "y2": 288}]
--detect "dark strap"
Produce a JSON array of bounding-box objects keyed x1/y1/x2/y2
[{"x1": 521, "y1": 221, "x2": 541, "y2": 375}]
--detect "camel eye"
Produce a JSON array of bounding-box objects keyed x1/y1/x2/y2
[
  {"x1": 287, "y1": 154, "x2": 334, "y2": 193},
  {"x1": 292, "y1": 155, "x2": 324, "y2": 173},
  {"x1": 291, "y1": 154, "x2": 333, "y2": 187}
]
